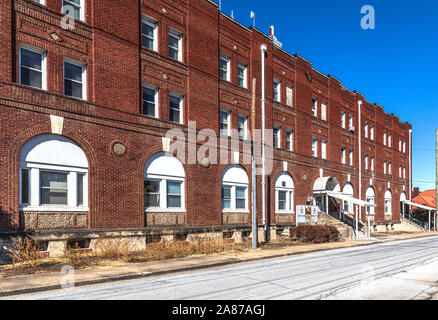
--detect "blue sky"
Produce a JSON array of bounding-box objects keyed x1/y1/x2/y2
[{"x1": 217, "y1": 0, "x2": 438, "y2": 191}]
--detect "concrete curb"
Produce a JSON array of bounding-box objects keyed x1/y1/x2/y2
[{"x1": 1, "y1": 233, "x2": 437, "y2": 297}]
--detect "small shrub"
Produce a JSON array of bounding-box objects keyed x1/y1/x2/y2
[
  {"x1": 64, "y1": 243, "x2": 91, "y2": 268},
  {"x1": 8, "y1": 237, "x2": 42, "y2": 266},
  {"x1": 94, "y1": 238, "x2": 133, "y2": 262},
  {"x1": 290, "y1": 225, "x2": 339, "y2": 244}
]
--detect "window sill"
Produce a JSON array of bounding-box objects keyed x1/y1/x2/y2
[
  {"x1": 222, "y1": 210, "x2": 250, "y2": 214},
  {"x1": 275, "y1": 211, "x2": 295, "y2": 215},
  {"x1": 21, "y1": 206, "x2": 89, "y2": 212},
  {"x1": 145, "y1": 208, "x2": 186, "y2": 213}
]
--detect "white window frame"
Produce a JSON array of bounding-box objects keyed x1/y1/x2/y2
[
  {"x1": 220, "y1": 109, "x2": 231, "y2": 136},
  {"x1": 321, "y1": 102, "x2": 327, "y2": 121},
  {"x1": 275, "y1": 188, "x2": 294, "y2": 213},
  {"x1": 348, "y1": 114, "x2": 353, "y2": 129},
  {"x1": 273, "y1": 126, "x2": 281, "y2": 149},
  {"x1": 144, "y1": 177, "x2": 185, "y2": 212},
  {"x1": 312, "y1": 97, "x2": 318, "y2": 117},
  {"x1": 237, "y1": 62, "x2": 247, "y2": 88},
  {"x1": 403, "y1": 167, "x2": 406, "y2": 179},
  {"x1": 63, "y1": 57, "x2": 87, "y2": 100},
  {"x1": 341, "y1": 111, "x2": 346, "y2": 129},
  {"x1": 220, "y1": 53, "x2": 231, "y2": 82},
  {"x1": 364, "y1": 123, "x2": 368, "y2": 138},
  {"x1": 32, "y1": 0, "x2": 46, "y2": 4},
  {"x1": 321, "y1": 140, "x2": 327, "y2": 159},
  {"x1": 222, "y1": 184, "x2": 248, "y2": 212},
  {"x1": 312, "y1": 138, "x2": 318, "y2": 158},
  {"x1": 19, "y1": 43, "x2": 47, "y2": 90},
  {"x1": 371, "y1": 156, "x2": 375, "y2": 171},
  {"x1": 62, "y1": 0, "x2": 85, "y2": 22},
  {"x1": 388, "y1": 162, "x2": 392, "y2": 175},
  {"x1": 403, "y1": 140, "x2": 406, "y2": 153},
  {"x1": 169, "y1": 27, "x2": 183, "y2": 62},
  {"x1": 286, "y1": 84, "x2": 293, "y2": 107},
  {"x1": 286, "y1": 130, "x2": 293, "y2": 151},
  {"x1": 238, "y1": 114, "x2": 248, "y2": 140},
  {"x1": 370, "y1": 125, "x2": 375, "y2": 140},
  {"x1": 273, "y1": 78, "x2": 281, "y2": 102},
  {"x1": 383, "y1": 131, "x2": 387, "y2": 146},
  {"x1": 388, "y1": 133, "x2": 392, "y2": 148},
  {"x1": 142, "y1": 15, "x2": 158, "y2": 52},
  {"x1": 142, "y1": 83, "x2": 159, "y2": 118},
  {"x1": 349, "y1": 149, "x2": 353, "y2": 166},
  {"x1": 384, "y1": 160, "x2": 387, "y2": 174},
  {"x1": 365, "y1": 155, "x2": 369, "y2": 170},
  {"x1": 341, "y1": 147, "x2": 346, "y2": 164},
  {"x1": 384, "y1": 191, "x2": 392, "y2": 216},
  {"x1": 399, "y1": 139, "x2": 402, "y2": 152},
  {"x1": 169, "y1": 92, "x2": 183, "y2": 124}
]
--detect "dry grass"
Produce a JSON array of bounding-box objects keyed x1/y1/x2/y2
[{"x1": 8, "y1": 237, "x2": 42, "y2": 267}]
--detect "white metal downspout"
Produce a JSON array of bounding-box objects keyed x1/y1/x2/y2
[
  {"x1": 358, "y1": 100, "x2": 362, "y2": 239},
  {"x1": 261, "y1": 44, "x2": 267, "y2": 240}
]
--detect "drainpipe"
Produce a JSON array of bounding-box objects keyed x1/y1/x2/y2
[
  {"x1": 261, "y1": 44, "x2": 267, "y2": 241},
  {"x1": 409, "y1": 129, "x2": 412, "y2": 218},
  {"x1": 358, "y1": 100, "x2": 362, "y2": 237}
]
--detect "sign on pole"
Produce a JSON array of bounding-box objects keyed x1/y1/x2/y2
[{"x1": 296, "y1": 205, "x2": 319, "y2": 225}]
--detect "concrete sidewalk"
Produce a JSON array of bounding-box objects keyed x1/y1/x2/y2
[{"x1": 0, "y1": 232, "x2": 436, "y2": 298}]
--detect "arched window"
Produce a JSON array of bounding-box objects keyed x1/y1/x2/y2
[
  {"x1": 366, "y1": 187, "x2": 375, "y2": 215},
  {"x1": 342, "y1": 183, "x2": 354, "y2": 213},
  {"x1": 144, "y1": 153, "x2": 185, "y2": 211},
  {"x1": 19, "y1": 134, "x2": 88, "y2": 209},
  {"x1": 385, "y1": 189, "x2": 392, "y2": 216},
  {"x1": 222, "y1": 165, "x2": 249, "y2": 212},
  {"x1": 275, "y1": 172, "x2": 294, "y2": 213}
]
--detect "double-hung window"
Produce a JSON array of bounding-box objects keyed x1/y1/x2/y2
[
  {"x1": 321, "y1": 140, "x2": 327, "y2": 159},
  {"x1": 238, "y1": 115, "x2": 247, "y2": 140},
  {"x1": 388, "y1": 162, "x2": 392, "y2": 175},
  {"x1": 388, "y1": 134, "x2": 392, "y2": 148},
  {"x1": 142, "y1": 15, "x2": 158, "y2": 51},
  {"x1": 286, "y1": 130, "x2": 293, "y2": 151},
  {"x1": 341, "y1": 111, "x2": 346, "y2": 129},
  {"x1": 273, "y1": 78, "x2": 281, "y2": 102},
  {"x1": 273, "y1": 126, "x2": 281, "y2": 148},
  {"x1": 220, "y1": 109, "x2": 231, "y2": 136},
  {"x1": 237, "y1": 62, "x2": 247, "y2": 88},
  {"x1": 384, "y1": 160, "x2": 387, "y2": 174},
  {"x1": 286, "y1": 84, "x2": 293, "y2": 107},
  {"x1": 341, "y1": 147, "x2": 346, "y2": 164},
  {"x1": 403, "y1": 140, "x2": 406, "y2": 153},
  {"x1": 168, "y1": 28, "x2": 183, "y2": 61},
  {"x1": 383, "y1": 131, "x2": 387, "y2": 146},
  {"x1": 62, "y1": 0, "x2": 84, "y2": 21},
  {"x1": 312, "y1": 138, "x2": 318, "y2": 157},
  {"x1": 349, "y1": 149, "x2": 353, "y2": 166},
  {"x1": 312, "y1": 97, "x2": 318, "y2": 117},
  {"x1": 365, "y1": 155, "x2": 369, "y2": 170},
  {"x1": 364, "y1": 123, "x2": 369, "y2": 138},
  {"x1": 142, "y1": 84, "x2": 158, "y2": 118},
  {"x1": 321, "y1": 102, "x2": 327, "y2": 121},
  {"x1": 19, "y1": 45, "x2": 46, "y2": 90},
  {"x1": 220, "y1": 53, "x2": 231, "y2": 81},
  {"x1": 64, "y1": 58, "x2": 86, "y2": 100},
  {"x1": 169, "y1": 93, "x2": 183, "y2": 124},
  {"x1": 222, "y1": 185, "x2": 247, "y2": 211},
  {"x1": 371, "y1": 156, "x2": 375, "y2": 171}
]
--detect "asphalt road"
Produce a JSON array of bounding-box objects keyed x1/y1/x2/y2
[{"x1": 8, "y1": 236, "x2": 438, "y2": 300}]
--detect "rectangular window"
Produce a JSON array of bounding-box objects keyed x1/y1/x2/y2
[
  {"x1": 220, "y1": 110, "x2": 231, "y2": 136},
  {"x1": 312, "y1": 97, "x2": 318, "y2": 117},
  {"x1": 349, "y1": 150, "x2": 353, "y2": 166},
  {"x1": 399, "y1": 166, "x2": 402, "y2": 178},
  {"x1": 64, "y1": 60, "x2": 86, "y2": 99},
  {"x1": 321, "y1": 140, "x2": 327, "y2": 159},
  {"x1": 370, "y1": 126, "x2": 374, "y2": 140},
  {"x1": 286, "y1": 130, "x2": 293, "y2": 151},
  {"x1": 278, "y1": 191, "x2": 287, "y2": 210},
  {"x1": 142, "y1": 85, "x2": 158, "y2": 117},
  {"x1": 222, "y1": 186, "x2": 231, "y2": 209},
  {"x1": 142, "y1": 15, "x2": 158, "y2": 51},
  {"x1": 341, "y1": 147, "x2": 346, "y2": 164},
  {"x1": 144, "y1": 180, "x2": 160, "y2": 207},
  {"x1": 399, "y1": 139, "x2": 402, "y2": 152},
  {"x1": 383, "y1": 131, "x2": 387, "y2": 146},
  {"x1": 62, "y1": 0, "x2": 83, "y2": 21},
  {"x1": 40, "y1": 171, "x2": 68, "y2": 205},
  {"x1": 273, "y1": 127, "x2": 281, "y2": 148},
  {"x1": 403, "y1": 141, "x2": 406, "y2": 153},
  {"x1": 21, "y1": 168, "x2": 29, "y2": 204},
  {"x1": 364, "y1": 123, "x2": 368, "y2": 138},
  {"x1": 19, "y1": 46, "x2": 46, "y2": 90},
  {"x1": 384, "y1": 161, "x2": 387, "y2": 174},
  {"x1": 77, "y1": 173, "x2": 84, "y2": 206},
  {"x1": 348, "y1": 115, "x2": 353, "y2": 130},
  {"x1": 167, "y1": 181, "x2": 182, "y2": 208},
  {"x1": 341, "y1": 111, "x2": 346, "y2": 129},
  {"x1": 220, "y1": 53, "x2": 231, "y2": 81},
  {"x1": 286, "y1": 84, "x2": 293, "y2": 107},
  {"x1": 169, "y1": 93, "x2": 183, "y2": 124},
  {"x1": 312, "y1": 138, "x2": 318, "y2": 157},
  {"x1": 321, "y1": 102, "x2": 327, "y2": 121},
  {"x1": 169, "y1": 28, "x2": 182, "y2": 61},
  {"x1": 237, "y1": 62, "x2": 247, "y2": 88},
  {"x1": 388, "y1": 134, "x2": 392, "y2": 148},
  {"x1": 235, "y1": 187, "x2": 246, "y2": 210},
  {"x1": 403, "y1": 167, "x2": 406, "y2": 179},
  {"x1": 365, "y1": 155, "x2": 369, "y2": 170},
  {"x1": 371, "y1": 157, "x2": 375, "y2": 171},
  {"x1": 273, "y1": 78, "x2": 281, "y2": 102},
  {"x1": 238, "y1": 115, "x2": 247, "y2": 139},
  {"x1": 388, "y1": 162, "x2": 392, "y2": 175}
]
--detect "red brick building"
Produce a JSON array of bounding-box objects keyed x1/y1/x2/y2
[{"x1": 0, "y1": 0, "x2": 412, "y2": 252}]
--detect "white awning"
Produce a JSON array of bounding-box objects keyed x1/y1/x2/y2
[
  {"x1": 403, "y1": 200, "x2": 437, "y2": 211},
  {"x1": 326, "y1": 191, "x2": 376, "y2": 208}
]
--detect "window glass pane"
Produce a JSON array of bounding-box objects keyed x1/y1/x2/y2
[
  {"x1": 40, "y1": 171, "x2": 68, "y2": 205},
  {"x1": 64, "y1": 79, "x2": 82, "y2": 98},
  {"x1": 77, "y1": 173, "x2": 84, "y2": 206},
  {"x1": 21, "y1": 68, "x2": 42, "y2": 88},
  {"x1": 143, "y1": 87, "x2": 155, "y2": 116},
  {"x1": 222, "y1": 186, "x2": 231, "y2": 209},
  {"x1": 64, "y1": 62, "x2": 82, "y2": 82},
  {"x1": 278, "y1": 191, "x2": 286, "y2": 210},
  {"x1": 167, "y1": 181, "x2": 182, "y2": 208},
  {"x1": 167, "y1": 181, "x2": 181, "y2": 195},
  {"x1": 21, "y1": 169, "x2": 29, "y2": 204},
  {"x1": 144, "y1": 180, "x2": 160, "y2": 207},
  {"x1": 235, "y1": 187, "x2": 246, "y2": 209},
  {"x1": 21, "y1": 49, "x2": 42, "y2": 70}
]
